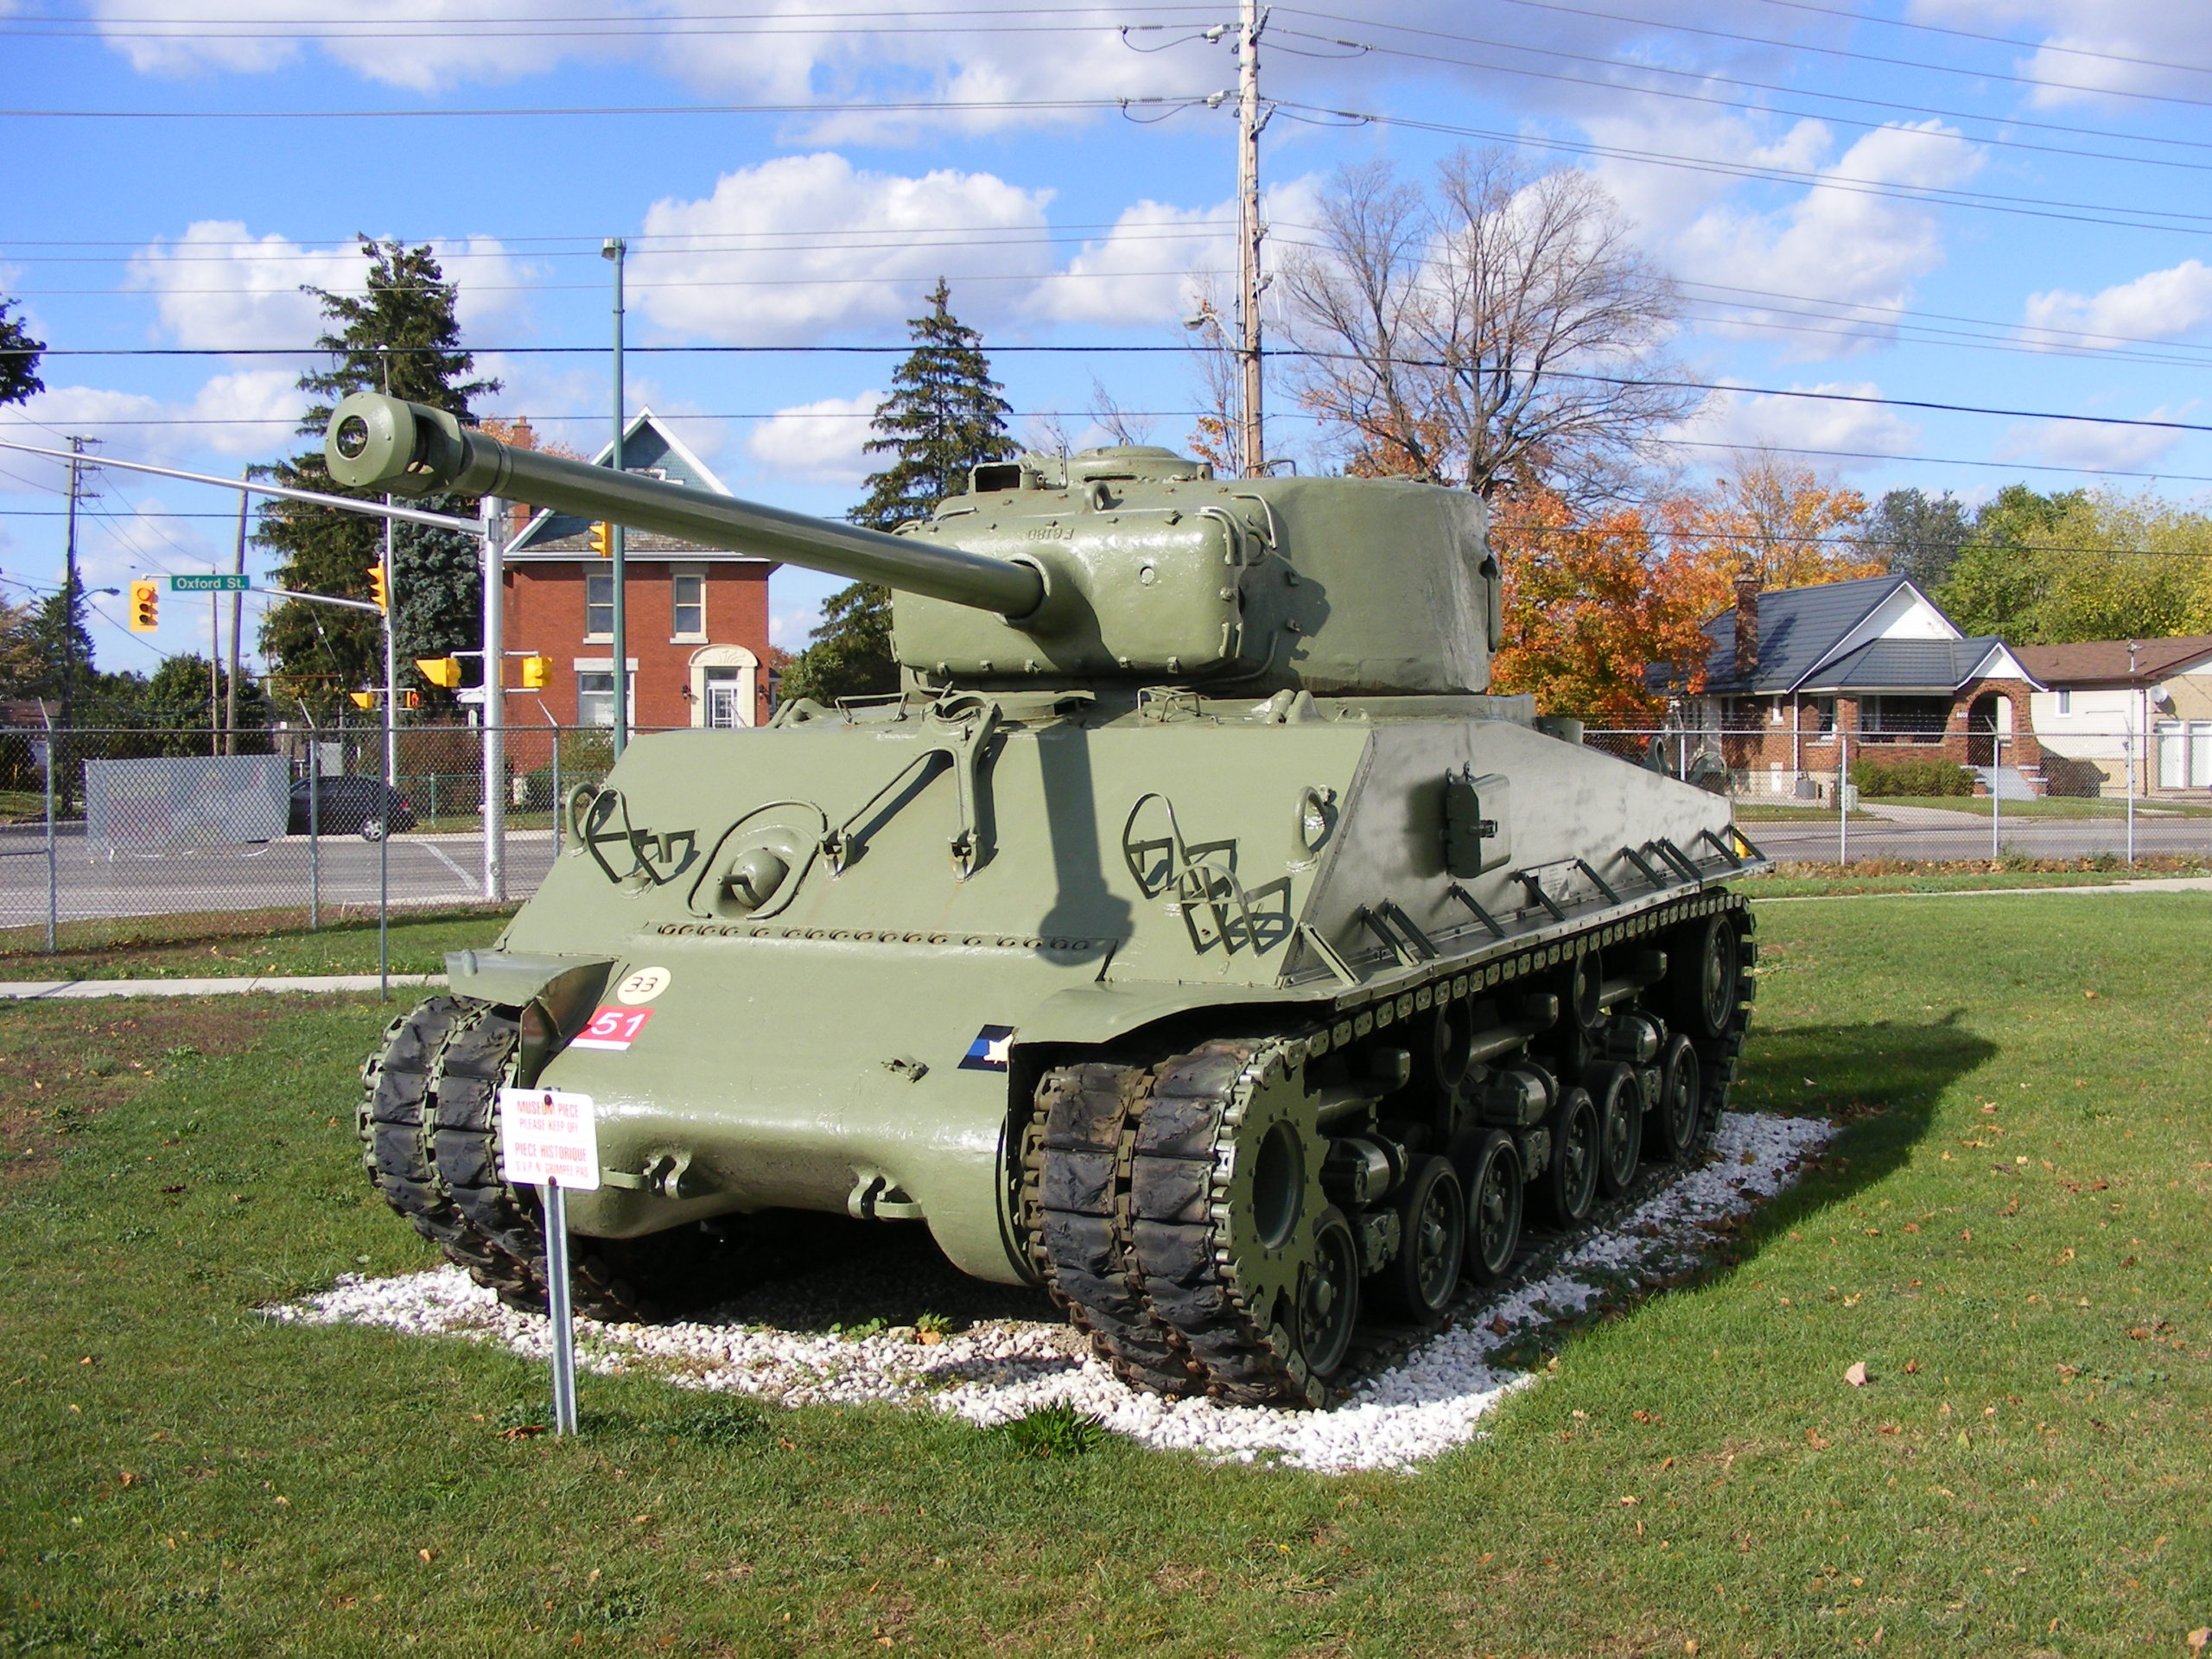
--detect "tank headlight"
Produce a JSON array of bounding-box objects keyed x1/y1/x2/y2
[{"x1": 724, "y1": 846, "x2": 790, "y2": 912}]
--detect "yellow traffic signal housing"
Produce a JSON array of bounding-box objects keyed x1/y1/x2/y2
[
  {"x1": 588, "y1": 521, "x2": 613, "y2": 557},
  {"x1": 128, "y1": 577, "x2": 160, "y2": 632},
  {"x1": 519, "y1": 654, "x2": 550, "y2": 689},
  {"x1": 415, "y1": 656, "x2": 464, "y2": 689},
  {"x1": 369, "y1": 563, "x2": 390, "y2": 612},
  {"x1": 349, "y1": 690, "x2": 378, "y2": 709},
  {"x1": 404, "y1": 690, "x2": 422, "y2": 709}
]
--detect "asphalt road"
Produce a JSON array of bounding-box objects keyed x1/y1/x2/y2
[
  {"x1": 1749, "y1": 808, "x2": 2212, "y2": 863},
  {"x1": 4, "y1": 805, "x2": 2205, "y2": 932},
  {"x1": 0, "y1": 824, "x2": 556, "y2": 927}
]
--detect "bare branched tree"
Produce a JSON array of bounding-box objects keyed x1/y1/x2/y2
[
  {"x1": 1088, "y1": 376, "x2": 1154, "y2": 448},
  {"x1": 1282, "y1": 149, "x2": 1698, "y2": 500}
]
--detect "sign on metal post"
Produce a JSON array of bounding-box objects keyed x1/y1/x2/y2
[
  {"x1": 499, "y1": 1087, "x2": 599, "y2": 1435},
  {"x1": 168, "y1": 573, "x2": 252, "y2": 593}
]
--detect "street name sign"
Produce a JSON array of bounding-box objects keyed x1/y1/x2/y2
[{"x1": 168, "y1": 574, "x2": 252, "y2": 593}]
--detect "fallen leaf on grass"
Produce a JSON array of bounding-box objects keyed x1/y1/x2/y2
[
  {"x1": 1904, "y1": 1359, "x2": 1921, "y2": 1375},
  {"x1": 2186, "y1": 1629, "x2": 2209, "y2": 1654},
  {"x1": 1845, "y1": 1362, "x2": 1870, "y2": 1388},
  {"x1": 417, "y1": 1548, "x2": 434, "y2": 1563},
  {"x1": 1806, "y1": 1429, "x2": 1831, "y2": 1449}
]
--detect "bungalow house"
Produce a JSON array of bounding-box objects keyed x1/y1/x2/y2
[
  {"x1": 2013, "y1": 634, "x2": 2212, "y2": 797},
  {"x1": 1684, "y1": 574, "x2": 2044, "y2": 797}
]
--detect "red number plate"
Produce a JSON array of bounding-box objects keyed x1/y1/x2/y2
[{"x1": 570, "y1": 1006, "x2": 653, "y2": 1052}]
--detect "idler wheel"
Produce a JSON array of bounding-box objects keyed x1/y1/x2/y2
[
  {"x1": 1535, "y1": 1084, "x2": 1601, "y2": 1229},
  {"x1": 1590, "y1": 1062, "x2": 1644, "y2": 1200},
  {"x1": 1372, "y1": 1154, "x2": 1466, "y2": 1321},
  {"x1": 1456, "y1": 1129, "x2": 1525, "y2": 1284},
  {"x1": 1648, "y1": 1033, "x2": 1704, "y2": 1166}
]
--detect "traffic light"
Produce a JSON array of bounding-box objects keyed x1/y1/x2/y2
[
  {"x1": 519, "y1": 654, "x2": 550, "y2": 689},
  {"x1": 369, "y1": 563, "x2": 390, "y2": 612},
  {"x1": 128, "y1": 577, "x2": 160, "y2": 632},
  {"x1": 588, "y1": 521, "x2": 613, "y2": 558},
  {"x1": 415, "y1": 657, "x2": 464, "y2": 689},
  {"x1": 349, "y1": 690, "x2": 378, "y2": 710}
]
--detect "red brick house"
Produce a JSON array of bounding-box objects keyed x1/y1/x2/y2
[
  {"x1": 1686, "y1": 575, "x2": 2046, "y2": 796},
  {"x1": 500, "y1": 411, "x2": 774, "y2": 733}
]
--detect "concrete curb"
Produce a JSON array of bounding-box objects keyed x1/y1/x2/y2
[{"x1": 0, "y1": 973, "x2": 448, "y2": 1001}]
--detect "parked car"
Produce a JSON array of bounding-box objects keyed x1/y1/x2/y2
[{"x1": 288, "y1": 776, "x2": 416, "y2": 841}]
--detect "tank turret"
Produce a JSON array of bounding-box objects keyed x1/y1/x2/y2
[{"x1": 326, "y1": 391, "x2": 1499, "y2": 696}]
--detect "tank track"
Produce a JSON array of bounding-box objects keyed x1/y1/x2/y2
[
  {"x1": 1022, "y1": 893, "x2": 1758, "y2": 1408},
  {"x1": 358, "y1": 995, "x2": 654, "y2": 1322}
]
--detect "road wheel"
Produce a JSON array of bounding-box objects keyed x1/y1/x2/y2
[
  {"x1": 1294, "y1": 1208, "x2": 1362, "y2": 1382},
  {"x1": 1536, "y1": 1085, "x2": 1600, "y2": 1228},
  {"x1": 1670, "y1": 914, "x2": 1741, "y2": 1039},
  {"x1": 1649, "y1": 1033, "x2": 1703, "y2": 1165},
  {"x1": 1372, "y1": 1155, "x2": 1465, "y2": 1322},
  {"x1": 1459, "y1": 1129, "x2": 1525, "y2": 1284},
  {"x1": 1591, "y1": 1062, "x2": 1643, "y2": 1199}
]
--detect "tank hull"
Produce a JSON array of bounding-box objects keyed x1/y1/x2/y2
[{"x1": 468, "y1": 699, "x2": 1757, "y2": 1286}]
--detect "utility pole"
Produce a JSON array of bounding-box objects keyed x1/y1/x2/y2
[
  {"x1": 1235, "y1": 0, "x2": 1268, "y2": 478},
  {"x1": 58, "y1": 435, "x2": 95, "y2": 814},
  {"x1": 226, "y1": 477, "x2": 246, "y2": 753},
  {"x1": 602, "y1": 237, "x2": 630, "y2": 757},
  {"x1": 379, "y1": 347, "x2": 399, "y2": 786}
]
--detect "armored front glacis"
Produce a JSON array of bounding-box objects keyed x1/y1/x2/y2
[{"x1": 336, "y1": 391, "x2": 1762, "y2": 1407}]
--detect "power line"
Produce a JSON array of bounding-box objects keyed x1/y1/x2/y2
[
  {"x1": 1268, "y1": 22, "x2": 2212, "y2": 180},
  {"x1": 1294, "y1": 0, "x2": 2212, "y2": 112},
  {"x1": 0, "y1": 92, "x2": 1216, "y2": 120},
  {"x1": 1739, "y1": 0, "x2": 2212, "y2": 81},
  {"x1": 1273, "y1": 99, "x2": 2212, "y2": 238}
]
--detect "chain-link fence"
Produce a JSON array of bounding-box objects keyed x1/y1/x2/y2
[
  {"x1": 7, "y1": 714, "x2": 2209, "y2": 950},
  {"x1": 0, "y1": 720, "x2": 677, "y2": 950},
  {"x1": 1582, "y1": 722, "x2": 2212, "y2": 870}
]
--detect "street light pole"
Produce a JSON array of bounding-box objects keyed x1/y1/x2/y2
[{"x1": 602, "y1": 236, "x2": 629, "y2": 757}]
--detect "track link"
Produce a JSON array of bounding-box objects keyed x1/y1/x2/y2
[{"x1": 1025, "y1": 894, "x2": 1762, "y2": 1408}]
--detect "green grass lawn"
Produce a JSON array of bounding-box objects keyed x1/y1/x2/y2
[
  {"x1": 1738, "y1": 863, "x2": 2210, "y2": 899},
  {"x1": 0, "y1": 905, "x2": 512, "y2": 981},
  {"x1": 1730, "y1": 804, "x2": 1875, "y2": 823},
  {"x1": 1, "y1": 895, "x2": 2207, "y2": 1656}
]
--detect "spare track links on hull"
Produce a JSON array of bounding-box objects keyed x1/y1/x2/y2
[
  {"x1": 358, "y1": 994, "x2": 654, "y2": 1323},
  {"x1": 1022, "y1": 893, "x2": 1758, "y2": 1408}
]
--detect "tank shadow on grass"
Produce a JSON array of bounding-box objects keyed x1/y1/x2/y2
[{"x1": 639, "y1": 1014, "x2": 1997, "y2": 1363}]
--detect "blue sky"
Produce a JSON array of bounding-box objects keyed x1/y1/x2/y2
[{"x1": 4, "y1": 0, "x2": 2211, "y2": 672}]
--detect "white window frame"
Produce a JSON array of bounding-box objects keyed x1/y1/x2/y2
[
  {"x1": 573, "y1": 658, "x2": 638, "y2": 728},
  {"x1": 2056, "y1": 689, "x2": 2072, "y2": 715},
  {"x1": 584, "y1": 571, "x2": 613, "y2": 641},
  {"x1": 671, "y1": 566, "x2": 707, "y2": 643}
]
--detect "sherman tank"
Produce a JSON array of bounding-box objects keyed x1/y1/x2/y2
[{"x1": 327, "y1": 391, "x2": 1764, "y2": 1408}]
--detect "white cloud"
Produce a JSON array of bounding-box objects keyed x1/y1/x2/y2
[
  {"x1": 1025, "y1": 179, "x2": 1319, "y2": 329},
  {"x1": 635, "y1": 155, "x2": 1053, "y2": 344},
  {"x1": 1997, "y1": 415, "x2": 2183, "y2": 474},
  {"x1": 13, "y1": 371, "x2": 305, "y2": 472},
  {"x1": 1642, "y1": 121, "x2": 1984, "y2": 359},
  {"x1": 1670, "y1": 379, "x2": 1920, "y2": 466},
  {"x1": 2023, "y1": 260, "x2": 2212, "y2": 346},
  {"x1": 124, "y1": 222, "x2": 531, "y2": 351},
  {"x1": 1910, "y1": 0, "x2": 2212, "y2": 108},
  {"x1": 743, "y1": 393, "x2": 881, "y2": 485}
]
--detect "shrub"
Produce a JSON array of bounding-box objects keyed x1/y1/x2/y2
[{"x1": 1851, "y1": 757, "x2": 1974, "y2": 797}]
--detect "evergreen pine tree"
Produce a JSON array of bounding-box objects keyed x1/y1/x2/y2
[
  {"x1": 257, "y1": 238, "x2": 496, "y2": 719},
  {"x1": 0, "y1": 296, "x2": 43, "y2": 408},
  {"x1": 779, "y1": 280, "x2": 1014, "y2": 706}
]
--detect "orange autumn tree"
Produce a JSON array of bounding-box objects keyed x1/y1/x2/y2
[
  {"x1": 1489, "y1": 487, "x2": 1720, "y2": 720},
  {"x1": 1662, "y1": 456, "x2": 1884, "y2": 592}
]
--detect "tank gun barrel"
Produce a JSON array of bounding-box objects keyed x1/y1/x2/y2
[{"x1": 321, "y1": 391, "x2": 1045, "y2": 619}]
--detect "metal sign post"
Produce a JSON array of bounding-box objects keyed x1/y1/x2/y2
[{"x1": 499, "y1": 1085, "x2": 600, "y2": 1435}]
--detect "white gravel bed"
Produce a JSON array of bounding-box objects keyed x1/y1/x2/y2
[{"x1": 270, "y1": 1110, "x2": 1833, "y2": 1473}]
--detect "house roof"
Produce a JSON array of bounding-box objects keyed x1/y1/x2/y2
[
  {"x1": 2011, "y1": 634, "x2": 2212, "y2": 687},
  {"x1": 508, "y1": 409, "x2": 769, "y2": 563},
  {"x1": 1701, "y1": 575, "x2": 1914, "y2": 694},
  {"x1": 1800, "y1": 636, "x2": 2025, "y2": 693}
]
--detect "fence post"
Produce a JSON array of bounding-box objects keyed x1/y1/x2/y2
[
  {"x1": 1990, "y1": 732, "x2": 2002, "y2": 861},
  {"x1": 1838, "y1": 729, "x2": 1848, "y2": 867},
  {"x1": 2125, "y1": 723, "x2": 2136, "y2": 867},
  {"x1": 549, "y1": 717, "x2": 563, "y2": 853},
  {"x1": 41, "y1": 706, "x2": 56, "y2": 953},
  {"x1": 307, "y1": 718, "x2": 321, "y2": 931}
]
